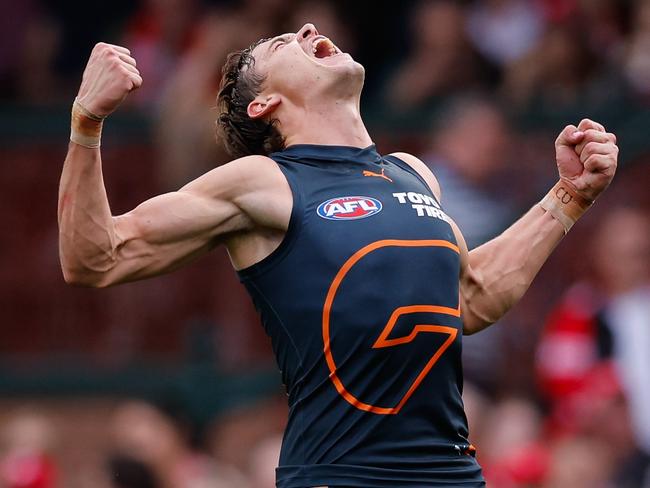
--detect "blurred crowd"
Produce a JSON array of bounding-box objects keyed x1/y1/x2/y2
[{"x1": 1, "y1": 0, "x2": 649, "y2": 487}]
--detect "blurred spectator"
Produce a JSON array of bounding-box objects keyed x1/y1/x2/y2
[
  {"x1": 537, "y1": 206, "x2": 650, "y2": 486},
  {"x1": 122, "y1": 0, "x2": 201, "y2": 109},
  {"x1": 542, "y1": 435, "x2": 615, "y2": 488},
  {"x1": 246, "y1": 434, "x2": 282, "y2": 488},
  {"x1": 421, "y1": 96, "x2": 515, "y2": 249},
  {"x1": 0, "y1": 411, "x2": 57, "y2": 488},
  {"x1": 155, "y1": 2, "x2": 294, "y2": 188},
  {"x1": 624, "y1": 0, "x2": 650, "y2": 99},
  {"x1": 207, "y1": 396, "x2": 287, "y2": 477},
  {"x1": 109, "y1": 454, "x2": 159, "y2": 488},
  {"x1": 480, "y1": 397, "x2": 549, "y2": 487},
  {"x1": 108, "y1": 400, "x2": 248, "y2": 488},
  {"x1": 0, "y1": 0, "x2": 38, "y2": 95},
  {"x1": 155, "y1": 8, "x2": 254, "y2": 188},
  {"x1": 502, "y1": 24, "x2": 600, "y2": 109},
  {"x1": 380, "y1": 0, "x2": 498, "y2": 116},
  {"x1": 9, "y1": 3, "x2": 63, "y2": 104},
  {"x1": 466, "y1": 0, "x2": 546, "y2": 66},
  {"x1": 576, "y1": 0, "x2": 630, "y2": 58}
]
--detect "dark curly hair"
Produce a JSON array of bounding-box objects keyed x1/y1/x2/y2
[{"x1": 216, "y1": 39, "x2": 286, "y2": 159}]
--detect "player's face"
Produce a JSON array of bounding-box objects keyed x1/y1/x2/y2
[{"x1": 250, "y1": 23, "x2": 364, "y2": 105}]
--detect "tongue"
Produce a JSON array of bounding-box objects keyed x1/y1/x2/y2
[{"x1": 315, "y1": 42, "x2": 331, "y2": 59}]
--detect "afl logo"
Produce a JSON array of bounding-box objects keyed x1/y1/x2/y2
[{"x1": 317, "y1": 196, "x2": 383, "y2": 220}]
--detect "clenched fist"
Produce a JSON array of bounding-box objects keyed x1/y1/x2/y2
[
  {"x1": 76, "y1": 43, "x2": 142, "y2": 117},
  {"x1": 554, "y1": 118, "x2": 618, "y2": 202}
]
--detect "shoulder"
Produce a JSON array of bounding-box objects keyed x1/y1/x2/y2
[
  {"x1": 182, "y1": 155, "x2": 287, "y2": 201},
  {"x1": 179, "y1": 154, "x2": 291, "y2": 230},
  {"x1": 389, "y1": 152, "x2": 442, "y2": 202}
]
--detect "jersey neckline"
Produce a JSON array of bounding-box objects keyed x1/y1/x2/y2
[{"x1": 271, "y1": 143, "x2": 382, "y2": 164}]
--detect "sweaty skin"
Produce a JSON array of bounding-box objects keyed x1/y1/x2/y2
[{"x1": 58, "y1": 25, "x2": 618, "y2": 336}]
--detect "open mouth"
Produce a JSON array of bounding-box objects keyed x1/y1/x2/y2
[{"x1": 311, "y1": 37, "x2": 340, "y2": 59}]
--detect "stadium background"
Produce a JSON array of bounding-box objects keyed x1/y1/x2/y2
[{"x1": 1, "y1": 0, "x2": 649, "y2": 486}]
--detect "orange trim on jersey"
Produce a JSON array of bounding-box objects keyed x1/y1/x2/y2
[
  {"x1": 322, "y1": 239, "x2": 460, "y2": 415},
  {"x1": 372, "y1": 305, "x2": 460, "y2": 348}
]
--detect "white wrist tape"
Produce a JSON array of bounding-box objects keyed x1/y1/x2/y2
[
  {"x1": 539, "y1": 180, "x2": 592, "y2": 233},
  {"x1": 70, "y1": 98, "x2": 105, "y2": 148}
]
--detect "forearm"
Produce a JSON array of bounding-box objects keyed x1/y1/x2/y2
[
  {"x1": 461, "y1": 203, "x2": 565, "y2": 334},
  {"x1": 58, "y1": 42, "x2": 242, "y2": 287},
  {"x1": 58, "y1": 142, "x2": 120, "y2": 284},
  {"x1": 461, "y1": 179, "x2": 594, "y2": 333},
  {"x1": 460, "y1": 121, "x2": 617, "y2": 334}
]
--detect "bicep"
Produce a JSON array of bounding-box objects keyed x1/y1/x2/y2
[
  {"x1": 450, "y1": 218, "x2": 491, "y2": 335},
  {"x1": 106, "y1": 187, "x2": 248, "y2": 285}
]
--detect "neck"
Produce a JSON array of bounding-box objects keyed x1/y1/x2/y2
[{"x1": 279, "y1": 98, "x2": 373, "y2": 149}]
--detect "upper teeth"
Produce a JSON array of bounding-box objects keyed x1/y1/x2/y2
[{"x1": 313, "y1": 38, "x2": 337, "y2": 55}]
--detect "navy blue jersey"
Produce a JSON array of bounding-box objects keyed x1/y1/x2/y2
[{"x1": 238, "y1": 144, "x2": 485, "y2": 487}]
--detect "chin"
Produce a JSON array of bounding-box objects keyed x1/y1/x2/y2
[
  {"x1": 342, "y1": 59, "x2": 365, "y2": 87},
  {"x1": 325, "y1": 56, "x2": 365, "y2": 86},
  {"x1": 286, "y1": 55, "x2": 365, "y2": 104}
]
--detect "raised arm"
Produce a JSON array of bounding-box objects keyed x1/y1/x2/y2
[
  {"x1": 459, "y1": 120, "x2": 618, "y2": 334},
  {"x1": 396, "y1": 119, "x2": 617, "y2": 335},
  {"x1": 58, "y1": 43, "x2": 289, "y2": 287}
]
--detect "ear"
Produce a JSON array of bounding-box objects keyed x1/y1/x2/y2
[{"x1": 247, "y1": 94, "x2": 281, "y2": 119}]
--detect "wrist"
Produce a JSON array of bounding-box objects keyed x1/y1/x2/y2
[
  {"x1": 70, "y1": 98, "x2": 106, "y2": 148},
  {"x1": 539, "y1": 180, "x2": 593, "y2": 234}
]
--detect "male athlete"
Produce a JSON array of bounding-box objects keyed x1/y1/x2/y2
[{"x1": 59, "y1": 23, "x2": 618, "y2": 488}]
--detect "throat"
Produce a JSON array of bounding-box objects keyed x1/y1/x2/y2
[{"x1": 281, "y1": 102, "x2": 372, "y2": 149}]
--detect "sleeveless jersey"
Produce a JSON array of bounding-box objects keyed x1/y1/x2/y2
[{"x1": 237, "y1": 144, "x2": 485, "y2": 487}]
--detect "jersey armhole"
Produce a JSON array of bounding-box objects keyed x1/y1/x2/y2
[
  {"x1": 384, "y1": 154, "x2": 442, "y2": 207},
  {"x1": 237, "y1": 162, "x2": 303, "y2": 281}
]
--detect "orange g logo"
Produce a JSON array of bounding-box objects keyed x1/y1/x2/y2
[{"x1": 322, "y1": 239, "x2": 461, "y2": 415}]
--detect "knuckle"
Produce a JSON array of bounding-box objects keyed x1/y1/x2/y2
[
  {"x1": 586, "y1": 153, "x2": 600, "y2": 163},
  {"x1": 585, "y1": 129, "x2": 602, "y2": 140}
]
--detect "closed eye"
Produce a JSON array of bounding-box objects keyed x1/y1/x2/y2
[{"x1": 271, "y1": 35, "x2": 292, "y2": 52}]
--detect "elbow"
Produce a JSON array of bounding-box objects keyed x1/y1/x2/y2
[
  {"x1": 462, "y1": 323, "x2": 478, "y2": 336},
  {"x1": 59, "y1": 241, "x2": 118, "y2": 288},
  {"x1": 460, "y1": 282, "x2": 497, "y2": 335},
  {"x1": 61, "y1": 264, "x2": 112, "y2": 288},
  {"x1": 462, "y1": 316, "x2": 491, "y2": 336}
]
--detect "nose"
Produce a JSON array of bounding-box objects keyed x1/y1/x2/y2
[{"x1": 297, "y1": 23, "x2": 319, "y2": 40}]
